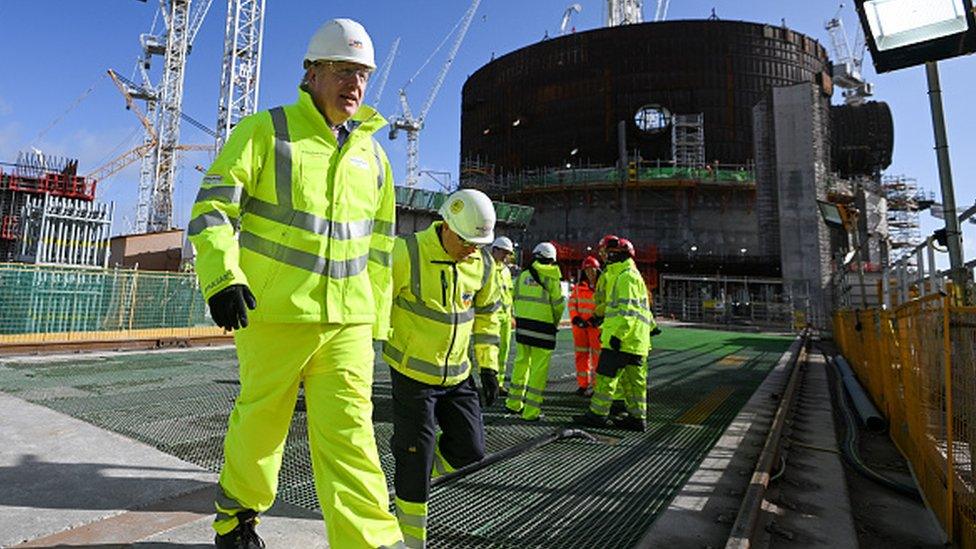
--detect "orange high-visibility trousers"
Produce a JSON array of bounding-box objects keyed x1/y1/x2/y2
[{"x1": 571, "y1": 324, "x2": 601, "y2": 389}]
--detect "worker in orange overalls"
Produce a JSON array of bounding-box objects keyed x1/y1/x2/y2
[{"x1": 569, "y1": 255, "x2": 602, "y2": 396}]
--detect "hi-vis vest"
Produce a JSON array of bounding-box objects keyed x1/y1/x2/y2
[
  {"x1": 494, "y1": 262, "x2": 514, "y2": 317},
  {"x1": 601, "y1": 258, "x2": 656, "y2": 356},
  {"x1": 513, "y1": 261, "x2": 565, "y2": 350},
  {"x1": 383, "y1": 222, "x2": 502, "y2": 386},
  {"x1": 188, "y1": 89, "x2": 395, "y2": 336},
  {"x1": 569, "y1": 280, "x2": 597, "y2": 322}
]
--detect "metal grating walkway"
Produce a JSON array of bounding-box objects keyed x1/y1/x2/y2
[{"x1": 0, "y1": 327, "x2": 791, "y2": 548}]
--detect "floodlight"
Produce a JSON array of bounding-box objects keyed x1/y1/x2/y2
[{"x1": 855, "y1": 0, "x2": 976, "y2": 72}]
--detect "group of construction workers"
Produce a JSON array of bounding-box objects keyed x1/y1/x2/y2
[{"x1": 188, "y1": 17, "x2": 657, "y2": 549}]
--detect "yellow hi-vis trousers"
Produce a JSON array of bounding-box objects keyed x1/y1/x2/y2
[
  {"x1": 497, "y1": 313, "x2": 513, "y2": 388},
  {"x1": 214, "y1": 322, "x2": 403, "y2": 548},
  {"x1": 505, "y1": 342, "x2": 553, "y2": 420}
]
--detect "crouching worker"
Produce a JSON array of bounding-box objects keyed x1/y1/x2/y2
[{"x1": 383, "y1": 189, "x2": 501, "y2": 548}]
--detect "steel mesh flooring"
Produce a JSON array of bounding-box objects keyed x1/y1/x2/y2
[{"x1": 0, "y1": 328, "x2": 790, "y2": 548}]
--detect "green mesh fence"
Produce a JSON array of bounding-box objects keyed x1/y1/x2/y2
[
  {"x1": 498, "y1": 166, "x2": 755, "y2": 192},
  {"x1": 0, "y1": 263, "x2": 208, "y2": 334}
]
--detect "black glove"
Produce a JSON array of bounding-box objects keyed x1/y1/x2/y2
[
  {"x1": 650, "y1": 327, "x2": 662, "y2": 336},
  {"x1": 610, "y1": 335, "x2": 622, "y2": 351},
  {"x1": 590, "y1": 316, "x2": 604, "y2": 327},
  {"x1": 208, "y1": 284, "x2": 257, "y2": 331},
  {"x1": 480, "y1": 370, "x2": 499, "y2": 407},
  {"x1": 571, "y1": 316, "x2": 587, "y2": 328}
]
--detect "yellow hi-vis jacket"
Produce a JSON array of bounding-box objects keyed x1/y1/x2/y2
[
  {"x1": 494, "y1": 262, "x2": 514, "y2": 318},
  {"x1": 383, "y1": 222, "x2": 502, "y2": 386},
  {"x1": 188, "y1": 89, "x2": 396, "y2": 338},
  {"x1": 513, "y1": 261, "x2": 565, "y2": 350},
  {"x1": 601, "y1": 258, "x2": 656, "y2": 356}
]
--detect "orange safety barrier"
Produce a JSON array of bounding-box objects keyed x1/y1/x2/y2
[{"x1": 835, "y1": 298, "x2": 976, "y2": 546}]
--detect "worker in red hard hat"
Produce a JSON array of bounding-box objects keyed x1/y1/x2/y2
[{"x1": 569, "y1": 256, "x2": 602, "y2": 396}]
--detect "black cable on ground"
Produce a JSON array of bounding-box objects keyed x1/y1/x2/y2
[
  {"x1": 431, "y1": 428, "x2": 598, "y2": 488},
  {"x1": 830, "y1": 357, "x2": 921, "y2": 500}
]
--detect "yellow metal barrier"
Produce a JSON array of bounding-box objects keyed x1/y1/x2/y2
[{"x1": 835, "y1": 298, "x2": 976, "y2": 546}]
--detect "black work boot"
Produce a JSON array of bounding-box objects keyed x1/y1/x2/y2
[
  {"x1": 573, "y1": 411, "x2": 610, "y2": 428},
  {"x1": 215, "y1": 510, "x2": 265, "y2": 549},
  {"x1": 612, "y1": 414, "x2": 647, "y2": 432}
]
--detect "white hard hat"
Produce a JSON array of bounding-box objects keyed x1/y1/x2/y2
[
  {"x1": 438, "y1": 189, "x2": 496, "y2": 245},
  {"x1": 492, "y1": 236, "x2": 514, "y2": 252},
  {"x1": 533, "y1": 242, "x2": 557, "y2": 261},
  {"x1": 305, "y1": 19, "x2": 376, "y2": 69}
]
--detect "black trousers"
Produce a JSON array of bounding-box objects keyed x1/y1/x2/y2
[{"x1": 390, "y1": 368, "x2": 485, "y2": 503}]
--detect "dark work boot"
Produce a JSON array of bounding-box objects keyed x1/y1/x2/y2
[
  {"x1": 573, "y1": 411, "x2": 610, "y2": 428},
  {"x1": 612, "y1": 414, "x2": 647, "y2": 432},
  {"x1": 215, "y1": 510, "x2": 265, "y2": 549}
]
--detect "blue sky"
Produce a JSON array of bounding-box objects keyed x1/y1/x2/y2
[{"x1": 0, "y1": 0, "x2": 973, "y2": 262}]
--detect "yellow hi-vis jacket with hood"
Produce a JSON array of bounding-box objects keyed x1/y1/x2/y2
[
  {"x1": 513, "y1": 261, "x2": 565, "y2": 349},
  {"x1": 188, "y1": 89, "x2": 396, "y2": 338},
  {"x1": 601, "y1": 258, "x2": 656, "y2": 356},
  {"x1": 383, "y1": 222, "x2": 502, "y2": 386}
]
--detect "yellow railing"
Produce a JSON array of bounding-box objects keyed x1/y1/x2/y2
[
  {"x1": 835, "y1": 298, "x2": 976, "y2": 546},
  {"x1": 0, "y1": 326, "x2": 227, "y2": 347}
]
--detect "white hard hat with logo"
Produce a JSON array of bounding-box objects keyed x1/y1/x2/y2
[
  {"x1": 491, "y1": 236, "x2": 514, "y2": 252},
  {"x1": 305, "y1": 18, "x2": 376, "y2": 69},
  {"x1": 438, "y1": 189, "x2": 496, "y2": 245},
  {"x1": 532, "y1": 242, "x2": 557, "y2": 261}
]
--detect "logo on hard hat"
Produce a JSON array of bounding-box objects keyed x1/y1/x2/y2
[
  {"x1": 449, "y1": 200, "x2": 464, "y2": 215},
  {"x1": 348, "y1": 39, "x2": 364, "y2": 49},
  {"x1": 476, "y1": 226, "x2": 489, "y2": 236}
]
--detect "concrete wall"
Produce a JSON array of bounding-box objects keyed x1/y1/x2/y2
[{"x1": 770, "y1": 82, "x2": 833, "y2": 328}]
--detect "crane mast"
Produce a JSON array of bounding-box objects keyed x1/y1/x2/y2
[
  {"x1": 390, "y1": 0, "x2": 480, "y2": 187},
  {"x1": 215, "y1": 0, "x2": 266, "y2": 151},
  {"x1": 606, "y1": 0, "x2": 643, "y2": 26}
]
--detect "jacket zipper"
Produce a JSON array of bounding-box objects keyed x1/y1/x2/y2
[
  {"x1": 443, "y1": 264, "x2": 459, "y2": 386},
  {"x1": 440, "y1": 271, "x2": 448, "y2": 307}
]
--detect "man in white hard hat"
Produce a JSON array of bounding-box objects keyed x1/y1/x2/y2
[
  {"x1": 490, "y1": 236, "x2": 516, "y2": 395},
  {"x1": 505, "y1": 242, "x2": 565, "y2": 420},
  {"x1": 188, "y1": 18, "x2": 404, "y2": 548},
  {"x1": 383, "y1": 188, "x2": 502, "y2": 547}
]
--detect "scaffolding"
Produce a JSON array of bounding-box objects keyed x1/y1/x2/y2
[
  {"x1": 671, "y1": 113, "x2": 705, "y2": 169},
  {"x1": 883, "y1": 175, "x2": 931, "y2": 262},
  {"x1": 1, "y1": 153, "x2": 113, "y2": 267}
]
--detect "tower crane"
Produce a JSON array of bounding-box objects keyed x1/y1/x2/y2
[
  {"x1": 825, "y1": 4, "x2": 873, "y2": 106},
  {"x1": 606, "y1": 0, "x2": 643, "y2": 26},
  {"x1": 389, "y1": 0, "x2": 480, "y2": 187},
  {"x1": 215, "y1": 0, "x2": 266, "y2": 151},
  {"x1": 560, "y1": 4, "x2": 582, "y2": 36},
  {"x1": 653, "y1": 0, "x2": 670, "y2": 22},
  {"x1": 369, "y1": 37, "x2": 401, "y2": 109}
]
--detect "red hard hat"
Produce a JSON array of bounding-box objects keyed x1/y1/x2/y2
[
  {"x1": 619, "y1": 238, "x2": 636, "y2": 257},
  {"x1": 581, "y1": 256, "x2": 600, "y2": 270},
  {"x1": 598, "y1": 234, "x2": 620, "y2": 249}
]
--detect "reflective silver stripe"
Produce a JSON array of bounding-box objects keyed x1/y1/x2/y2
[
  {"x1": 592, "y1": 392, "x2": 613, "y2": 405},
  {"x1": 195, "y1": 185, "x2": 242, "y2": 204},
  {"x1": 480, "y1": 248, "x2": 492, "y2": 288},
  {"x1": 607, "y1": 309, "x2": 653, "y2": 325},
  {"x1": 554, "y1": 296, "x2": 566, "y2": 306},
  {"x1": 371, "y1": 137, "x2": 385, "y2": 190},
  {"x1": 403, "y1": 533, "x2": 425, "y2": 549},
  {"x1": 394, "y1": 296, "x2": 474, "y2": 325},
  {"x1": 517, "y1": 295, "x2": 552, "y2": 305},
  {"x1": 187, "y1": 210, "x2": 231, "y2": 236},
  {"x1": 474, "y1": 333, "x2": 500, "y2": 345},
  {"x1": 215, "y1": 490, "x2": 243, "y2": 513},
  {"x1": 269, "y1": 107, "x2": 292, "y2": 209},
  {"x1": 525, "y1": 385, "x2": 544, "y2": 396},
  {"x1": 240, "y1": 231, "x2": 368, "y2": 279},
  {"x1": 245, "y1": 197, "x2": 374, "y2": 239},
  {"x1": 515, "y1": 328, "x2": 557, "y2": 341},
  {"x1": 395, "y1": 507, "x2": 427, "y2": 529},
  {"x1": 574, "y1": 298, "x2": 596, "y2": 305},
  {"x1": 432, "y1": 457, "x2": 447, "y2": 476},
  {"x1": 369, "y1": 248, "x2": 392, "y2": 267},
  {"x1": 474, "y1": 300, "x2": 502, "y2": 314},
  {"x1": 384, "y1": 341, "x2": 469, "y2": 378},
  {"x1": 374, "y1": 219, "x2": 395, "y2": 237},
  {"x1": 609, "y1": 298, "x2": 648, "y2": 308},
  {"x1": 405, "y1": 234, "x2": 422, "y2": 300}
]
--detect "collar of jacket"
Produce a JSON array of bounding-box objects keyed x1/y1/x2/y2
[
  {"x1": 295, "y1": 88, "x2": 388, "y2": 140},
  {"x1": 605, "y1": 257, "x2": 636, "y2": 276},
  {"x1": 531, "y1": 260, "x2": 562, "y2": 279},
  {"x1": 421, "y1": 221, "x2": 479, "y2": 264}
]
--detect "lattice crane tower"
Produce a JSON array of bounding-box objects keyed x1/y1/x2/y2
[
  {"x1": 607, "y1": 0, "x2": 643, "y2": 26},
  {"x1": 215, "y1": 0, "x2": 266, "y2": 151}
]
